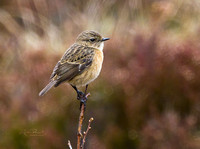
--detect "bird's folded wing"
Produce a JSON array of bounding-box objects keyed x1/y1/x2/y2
[{"x1": 50, "y1": 44, "x2": 95, "y2": 86}]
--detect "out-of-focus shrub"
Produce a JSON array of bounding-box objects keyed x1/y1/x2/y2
[{"x1": 1, "y1": 0, "x2": 200, "y2": 149}]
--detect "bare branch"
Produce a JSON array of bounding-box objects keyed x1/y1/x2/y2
[
  {"x1": 77, "y1": 103, "x2": 85, "y2": 149},
  {"x1": 81, "y1": 117, "x2": 94, "y2": 149},
  {"x1": 77, "y1": 93, "x2": 91, "y2": 149},
  {"x1": 68, "y1": 140, "x2": 73, "y2": 149}
]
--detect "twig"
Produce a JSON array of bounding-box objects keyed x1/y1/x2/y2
[
  {"x1": 77, "y1": 102, "x2": 85, "y2": 149},
  {"x1": 81, "y1": 117, "x2": 94, "y2": 149},
  {"x1": 68, "y1": 140, "x2": 73, "y2": 149},
  {"x1": 77, "y1": 93, "x2": 93, "y2": 149},
  {"x1": 69, "y1": 93, "x2": 93, "y2": 149}
]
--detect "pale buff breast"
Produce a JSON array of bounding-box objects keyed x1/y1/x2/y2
[{"x1": 69, "y1": 49, "x2": 103, "y2": 86}]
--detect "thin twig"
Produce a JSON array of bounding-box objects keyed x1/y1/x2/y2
[
  {"x1": 77, "y1": 103, "x2": 85, "y2": 149},
  {"x1": 68, "y1": 92, "x2": 93, "y2": 149},
  {"x1": 77, "y1": 93, "x2": 91, "y2": 149},
  {"x1": 68, "y1": 140, "x2": 73, "y2": 149},
  {"x1": 81, "y1": 117, "x2": 94, "y2": 149}
]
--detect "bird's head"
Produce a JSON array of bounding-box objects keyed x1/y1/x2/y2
[{"x1": 76, "y1": 30, "x2": 110, "y2": 50}]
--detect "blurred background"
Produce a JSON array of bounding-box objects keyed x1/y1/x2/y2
[{"x1": 1, "y1": 0, "x2": 200, "y2": 148}]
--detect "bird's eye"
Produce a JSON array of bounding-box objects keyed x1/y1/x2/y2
[{"x1": 89, "y1": 38, "x2": 95, "y2": 42}]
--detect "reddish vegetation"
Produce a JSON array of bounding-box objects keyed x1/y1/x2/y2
[{"x1": 1, "y1": 0, "x2": 200, "y2": 148}]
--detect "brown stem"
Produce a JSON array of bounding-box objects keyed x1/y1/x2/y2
[
  {"x1": 77, "y1": 102, "x2": 85, "y2": 149},
  {"x1": 81, "y1": 118, "x2": 94, "y2": 149},
  {"x1": 68, "y1": 93, "x2": 93, "y2": 149},
  {"x1": 68, "y1": 140, "x2": 73, "y2": 149},
  {"x1": 77, "y1": 93, "x2": 91, "y2": 149}
]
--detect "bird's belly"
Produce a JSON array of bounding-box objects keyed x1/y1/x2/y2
[{"x1": 69, "y1": 50, "x2": 103, "y2": 86}]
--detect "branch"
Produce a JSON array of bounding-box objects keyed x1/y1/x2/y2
[
  {"x1": 68, "y1": 93, "x2": 94, "y2": 149},
  {"x1": 77, "y1": 102, "x2": 85, "y2": 149},
  {"x1": 77, "y1": 93, "x2": 94, "y2": 149},
  {"x1": 81, "y1": 117, "x2": 94, "y2": 149},
  {"x1": 68, "y1": 140, "x2": 73, "y2": 149}
]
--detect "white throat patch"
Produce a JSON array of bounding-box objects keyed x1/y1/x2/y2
[{"x1": 98, "y1": 42, "x2": 104, "y2": 51}]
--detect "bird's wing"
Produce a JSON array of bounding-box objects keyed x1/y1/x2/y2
[{"x1": 50, "y1": 44, "x2": 95, "y2": 86}]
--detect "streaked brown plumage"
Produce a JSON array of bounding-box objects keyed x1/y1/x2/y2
[{"x1": 39, "y1": 31, "x2": 109, "y2": 97}]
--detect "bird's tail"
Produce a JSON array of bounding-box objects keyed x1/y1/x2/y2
[{"x1": 39, "y1": 80, "x2": 56, "y2": 96}]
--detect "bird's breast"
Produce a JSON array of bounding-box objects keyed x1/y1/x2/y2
[{"x1": 69, "y1": 49, "x2": 103, "y2": 86}]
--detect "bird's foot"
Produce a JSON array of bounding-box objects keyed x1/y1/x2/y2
[
  {"x1": 77, "y1": 91, "x2": 85, "y2": 100},
  {"x1": 79, "y1": 93, "x2": 90, "y2": 110}
]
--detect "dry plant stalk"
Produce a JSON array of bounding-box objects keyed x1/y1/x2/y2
[
  {"x1": 77, "y1": 103, "x2": 85, "y2": 149},
  {"x1": 81, "y1": 117, "x2": 94, "y2": 149},
  {"x1": 68, "y1": 93, "x2": 94, "y2": 149},
  {"x1": 68, "y1": 140, "x2": 72, "y2": 149}
]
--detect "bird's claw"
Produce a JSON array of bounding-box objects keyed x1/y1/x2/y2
[
  {"x1": 78, "y1": 93, "x2": 90, "y2": 110},
  {"x1": 77, "y1": 91, "x2": 85, "y2": 100}
]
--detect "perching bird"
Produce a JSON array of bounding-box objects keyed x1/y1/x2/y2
[{"x1": 39, "y1": 30, "x2": 109, "y2": 104}]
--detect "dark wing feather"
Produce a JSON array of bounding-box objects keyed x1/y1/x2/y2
[{"x1": 50, "y1": 44, "x2": 95, "y2": 87}]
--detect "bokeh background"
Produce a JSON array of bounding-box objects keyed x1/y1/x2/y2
[{"x1": 1, "y1": 0, "x2": 200, "y2": 148}]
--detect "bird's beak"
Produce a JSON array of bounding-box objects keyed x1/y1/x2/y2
[{"x1": 102, "y1": 38, "x2": 110, "y2": 41}]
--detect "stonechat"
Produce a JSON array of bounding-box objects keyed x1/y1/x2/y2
[{"x1": 39, "y1": 30, "x2": 109, "y2": 104}]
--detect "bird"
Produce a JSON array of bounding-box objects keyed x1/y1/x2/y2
[{"x1": 39, "y1": 30, "x2": 110, "y2": 105}]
